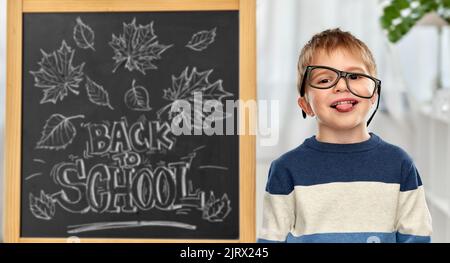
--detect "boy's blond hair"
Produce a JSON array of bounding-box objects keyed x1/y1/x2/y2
[{"x1": 297, "y1": 28, "x2": 377, "y2": 95}]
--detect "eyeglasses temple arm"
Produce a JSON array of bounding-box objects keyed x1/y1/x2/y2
[
  {"x1": 300, "y1": 71, "x2": 308, "y2": 119},
  {"x1": 366, "y1": 84, "x2": 381, "y2": 127}
]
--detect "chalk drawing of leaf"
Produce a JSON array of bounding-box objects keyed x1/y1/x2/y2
[
  {"x1": 202, "y1": 192, "x2": 231, "y2": 222},
  {"x1": 29, "y1": 191, "x2": 55, "y2": 220},
  {"x1": 109, "y1": 18, "x2": 173, "y2": 74},
  {"x1": 30, "y1": 40, "x2": 85, "y2": 104},
  {"x1": 124, "y1": 79, "x2": 152, "y2": 111},
  {"x1": 186, "y1": 27, "x2": 217, "y2": 51},
  {"x1": 73, "y1": 17, "x2": 95, "y2": 51},
  {"x1": 36, "y1": 114, "x2": 85, "y2": 150},
  {"x1": 85, "y1": 76, "x2": 114, "y2": 110},
  {"x1": 157, "y1": 66, "x2": 233, "y2": 126}
]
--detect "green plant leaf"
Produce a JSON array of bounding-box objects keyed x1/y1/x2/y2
[
  {"x1": 380, "y1": 15, "x2": 392, "y2": 29},
  {"x1": 388, "y1": 29, "x2": 402, "y2": 43},
  {"x1": 428, "y1": 1, "x2": 439, "y2": 11},
  {"x1": 381, "y1": 0, "x2": 449, "y2": 43},
  {"x1": 384, "y1": 5, "x2": 402, "y2": 18},
  {"x1": 402, "y1": 17, "x2": 415, "y2": 27},
  {"x1": 398, "y1": 21, "x2": 411, "y2": 35},
  {"x1": 443, "y1": 0, "x2": 450, "y2": 8},
  {"x1": 393, "y1": 0, "x2": 410, "y2": 9}
]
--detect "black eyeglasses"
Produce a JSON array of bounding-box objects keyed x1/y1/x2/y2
[{"x1": 300, "y1": 65, "x2": 382, "y2": 126}]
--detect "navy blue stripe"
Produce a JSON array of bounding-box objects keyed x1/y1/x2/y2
[
  {"x1": 400, "y1": 164, "x2": 423, "y2": 192},
  {"x1": 266, "y1": 133, "x2": 423, "y2": 194},
  {"x1": 286, "y1": 232, "x2": 396, "y2": 243},
  {"x1": 260, "y1": 234, "x2": 431, "y2": 243},
  {"x1": 396, "y1": 232, "x2": 431, "y2": 243},
  {"x1": 265, "y1": 159, "x2": 295, "y2": 195},
  {"x1": 259, "y1": 232, "x2": 431, "y2": 243}
]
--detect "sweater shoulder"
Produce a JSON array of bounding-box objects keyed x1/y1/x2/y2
[
  {"x1": 266, "y1": 144, "x2": 310, "y2": 195},
  {"x1": 376, "y1": 137, "x2": 414, "y2": 164},
  {"x1": 271, "y1": 143, "x2": 310, "y2": 167}
]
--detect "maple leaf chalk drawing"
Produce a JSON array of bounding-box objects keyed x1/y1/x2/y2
[
  {"x1": 186, "y1": 27, "x2": 217, "y2": 51},
  {"x1": 124, "y1": 79, "x2": 152, "y2": 111},
  {"x1": 36, "y1": 114, "x2": 85, "y2": 150},
  {"x1": 109, "y1": 18, "x2": 173, "y2": 74},
  {"x1": 202, "y1": 192, "x2": 231, "y2": 222},
  {"x1": 29, "y1": 191, "x2": 56, "y2": 220},
  {"x1": 30, "y1": 40, "x2": 85, "y2": 104},
  {"x1": 85, "y1": 76, "x2": 114, "y2": 110},
  {"x1": 73, "y1": 17, "x2": 95, "y2": 51},
  {"x1": 158, "y1": 66, "x2": 233, "y2": 128}
]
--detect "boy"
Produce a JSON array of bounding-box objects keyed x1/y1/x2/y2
[{"x1": 258, "y1": 28, "x2": 432, "y2": 243}]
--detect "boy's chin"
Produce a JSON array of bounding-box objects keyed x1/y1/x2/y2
[{"x1": 319, "y1": 117, "x2": 366, "y2": 130}]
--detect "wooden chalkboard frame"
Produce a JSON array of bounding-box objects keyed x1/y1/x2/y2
[{"x1": 5, "y1": 0, "x2": 255, "y2": 243}]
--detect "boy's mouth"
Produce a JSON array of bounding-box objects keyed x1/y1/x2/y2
[{"x1": 330, "y1": 98, "x2": 359, "y2": 113}]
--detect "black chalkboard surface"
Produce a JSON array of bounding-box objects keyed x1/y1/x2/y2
[{"x1": 21, "y1": 11, "x2": 239, "y2": 239}]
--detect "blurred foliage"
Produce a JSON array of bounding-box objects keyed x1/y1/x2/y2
[{"x1": 380, "y1": 0, "x2": 450, "y2": 43}]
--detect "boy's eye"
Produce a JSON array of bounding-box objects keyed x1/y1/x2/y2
[
  {"x1": 311, "y1": 75, "x2": 335, "y2": 85},
  {"x1": 318, "y1": 78, "x2": 331, "y2": 84},
  {"x1": 348, "y1": 74, "x2": 360, "y2": 80}
]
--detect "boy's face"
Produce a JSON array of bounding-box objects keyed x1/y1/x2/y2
[{"x1": 298, "y1": 48, "x2": 377, "y2": 130}]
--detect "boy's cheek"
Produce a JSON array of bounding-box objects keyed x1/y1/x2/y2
[{"x1": 310, "y1": 97, "x2": 328, "y2": 111}]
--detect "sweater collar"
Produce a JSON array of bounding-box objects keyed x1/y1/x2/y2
[{"x1": 304, "y1": 132, "x2": 381, "y2": 153}]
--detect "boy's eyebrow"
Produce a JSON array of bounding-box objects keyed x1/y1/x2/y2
[{"x1": 345, "y1": 66, "x2": 367, "y2": 73}]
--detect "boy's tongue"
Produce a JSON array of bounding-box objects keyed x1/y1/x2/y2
[{"x1": 335, "y1": 103, "x2": 353, "y2": 112}]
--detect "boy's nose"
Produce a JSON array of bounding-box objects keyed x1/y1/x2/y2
[{"x1": 333, "y1": 77, "x2": 349, "y2": 93}]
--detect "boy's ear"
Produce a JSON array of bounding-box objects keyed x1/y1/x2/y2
[{"x1": 298, "y1": 96, "x2": 315, "y2": 117}]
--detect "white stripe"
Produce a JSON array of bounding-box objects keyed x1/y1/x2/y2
[
  {"x1": 260, "y1": 182, "x2": 432, "y2": 240},
  {"x1": 396, "y1": 186, "x2": 432, "y2": 236},
  {"x1": 259, "y1": 191, "x2": 295, "y2": 241},
  {"x1": 291, "y1": 182, "x2": 401, "y2": 235}
]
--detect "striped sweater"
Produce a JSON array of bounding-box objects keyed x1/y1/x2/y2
[{"x1": 258, "y1": 133, "x2": 432, "y2": 243}]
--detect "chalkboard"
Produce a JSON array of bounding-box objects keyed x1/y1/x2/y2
[{"x1": 5, "y1": 0, "x2": 255, "y2": 242}]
